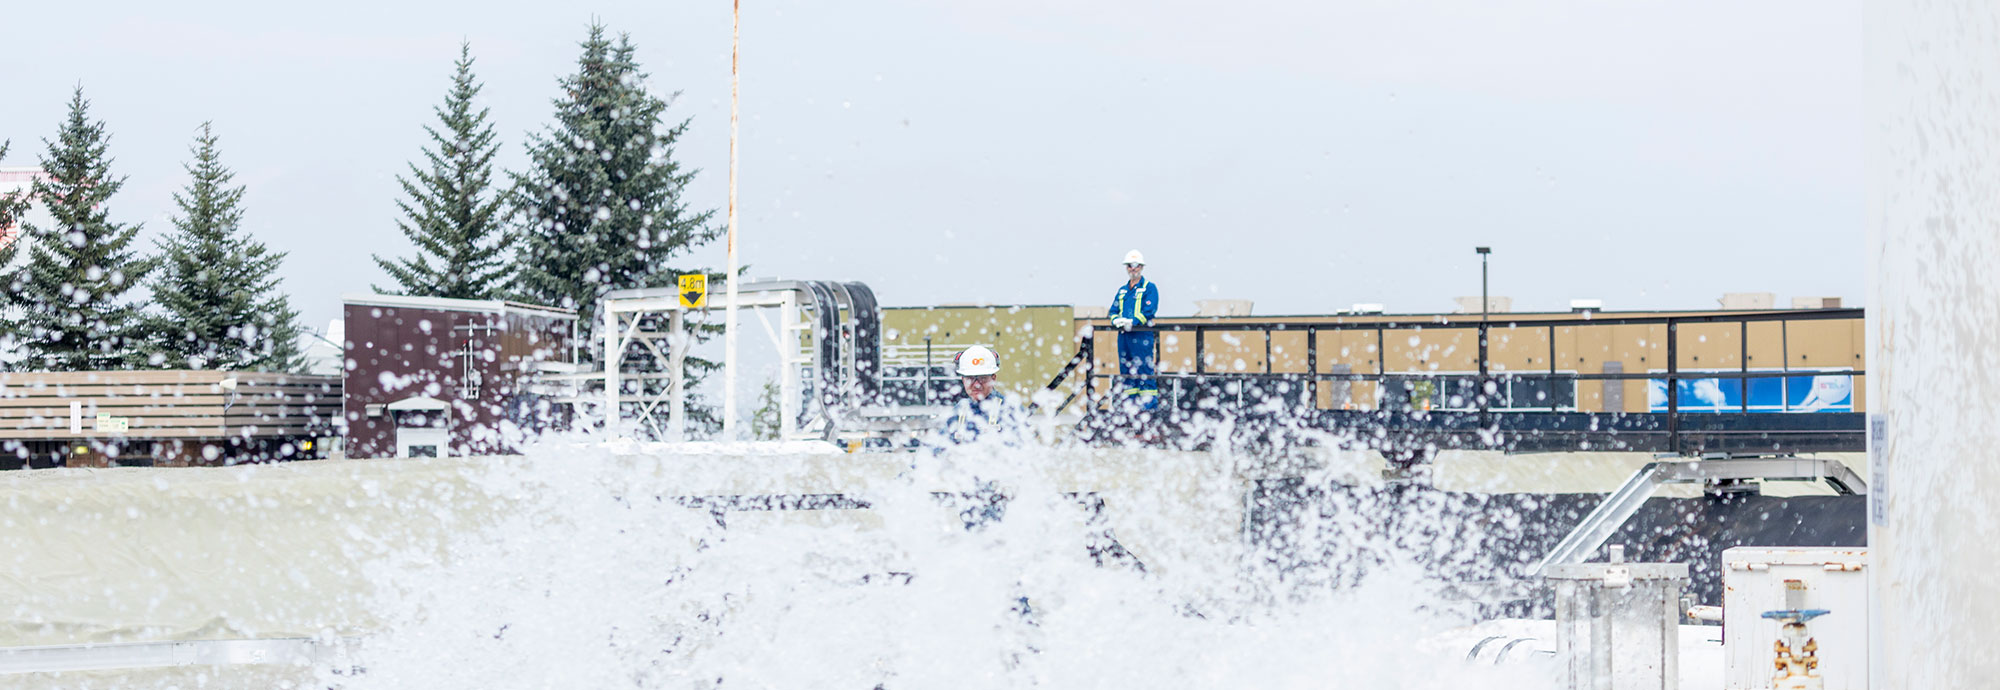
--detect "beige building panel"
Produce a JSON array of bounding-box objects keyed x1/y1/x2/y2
[
  {"x1": 1158, "y1": 332, "x2": 1197, "y2": 374},
  {"x1": 881, "y1": 305, "x2": 1075, "y2": 395},
  {"x1": 1382, "y1": 327, "x2": 1478, "y2": 373},
  {"x1": 1786, "y1": 320, "x2": 1862, "y2": 369},
  {"x1": 1485, "y1": 325, "x2": 1552, "y2": 373},
  {"x1": 1575, "y1": 324, "x2": 1669, "y2": 372},
  {"x1": 1089, "y1": 331, "x2": 1119, "y2": 396},
  {"x1": 1270, "y1": 331, "x2": 1310, "y2": 374},
  {"x1": 1577, "y1": 379, "x2": 1605, "y2": 412},
  {"x1": 1353, "y1": 380, "x2": 1379, "y2": 409},
  {"x1": 1315, "y1": 331, "x2": 1381, "y2": 373},
  {"x1": 1315, "y1": 380, "x2": 1377, "y2": 410},
  {"x1": 1851, "y1": 320, "x2": 1866, "y2": 370},
  {"x1": 1553, "y1": 326, "x2": 1582, "y2": 373},
  {"x1": 1619, "y1": 380, "x2": 1650, "y2": 413},
  {"x1": 1676, "y1": 322, "x2": 1743, "y2": 370},
  {"x1": 1746, "y1": 321, "x2": 1786, "y2": 368},
  {"x1": 1195, "y1": 330, "x2": 1270, "y2": 373}
]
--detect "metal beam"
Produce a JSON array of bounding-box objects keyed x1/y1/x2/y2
[
  {"x1": 1528, "y1": 457, "x2": 1867, "y2": 576},
  {"x1": 0, "y1": 638, "x2": 346, "y2": 675}
]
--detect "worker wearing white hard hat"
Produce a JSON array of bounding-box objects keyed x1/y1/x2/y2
[
  {"x1": 935, "y1": 345, "x2": 1023, "y2": 448},
  {"x1": 1108, "y1": 249, "x2": 1161, "y2": 408}
]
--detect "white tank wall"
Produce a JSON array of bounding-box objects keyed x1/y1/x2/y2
[{"x1": 1866, "y1": 1, "x2": 2000, "y2": 686}]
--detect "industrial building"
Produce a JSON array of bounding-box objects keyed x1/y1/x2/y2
[
  {"x1": 340, "y1": 293, "x2": 577, "y2": 458},
  {"x1": 860, "y1": 297, "x2": 1863, "y2": 416},
  {"x1": 1078, "y1": 303, "x2": 1866, "y2": 414},
  {"x1": 0, "y1": 370, "x2": 340, "y2": 468}
]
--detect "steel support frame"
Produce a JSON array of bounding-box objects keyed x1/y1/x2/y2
[
  {"x1": 1528, "y1": 456, "x2": 1868, "y2": 576},
  {"x1": 603, "y1": 285, "x2": 802, "y2": 442}
]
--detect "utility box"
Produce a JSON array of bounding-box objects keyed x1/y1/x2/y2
[
  {"x1": 1548, "y1": 550, "x2": 1689, "y2": 690},
  {"x1": 1722, "y1": 547, "x2": 1868, "y2": 690}
]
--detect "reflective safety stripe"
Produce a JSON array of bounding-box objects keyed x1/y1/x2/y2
[
  {"x1": 1123, "y1": 388, "x2": 1158, "y2": 396},
  {"x1": 1112, "y1": 278, "x2": 1154, "y2": 323},
  {"x1": 1135, "y1": 279, "x2": 1153, "y2": 324}
]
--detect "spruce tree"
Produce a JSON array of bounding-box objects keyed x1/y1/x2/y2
[
  {"x1": 0, "y1": 140, "x2": 27, "y2": 276},
  {"x1": 0, "y1": 141, "x2": 29, "y2": 366},
  {"x1": 148, "y1": 123, "x2": 305, "y2": 372},
  {"x1": 13, "y1": 89, "x2": 154, "y2": 371},
  {"x1": 511, "y1": 25, "x2": 719, "y2": 431},
  {"x1": 374, "y1": 42, "x2": 510, "y2": 299},
  {"x1": 0, "y1": 141, "x2": 26, "y2": 241}
]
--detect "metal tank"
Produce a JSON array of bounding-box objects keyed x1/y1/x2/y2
[{"x1": 1867, "y1": 1, "x2": 2000, "y2": 686}]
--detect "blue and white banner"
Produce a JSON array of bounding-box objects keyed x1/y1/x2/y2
[{"x1": 1646, "y1": 373, "x2": 1853, "y2": 413}]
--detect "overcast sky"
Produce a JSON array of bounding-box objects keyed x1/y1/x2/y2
[{"x1": 0, "y1": 0, "x2": 1863, "y2": 333}]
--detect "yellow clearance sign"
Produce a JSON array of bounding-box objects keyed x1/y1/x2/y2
[{"x1": 678, "y1": 274, "x2": 708, "y2": 309}]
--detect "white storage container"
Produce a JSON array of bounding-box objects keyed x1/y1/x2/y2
[
  {"x1": 1721, "y1": 547, "x2": 1868, "y2": 689},
  {"x1": 1548, "y1": 552, "x2": 1688, "y2": 690}
]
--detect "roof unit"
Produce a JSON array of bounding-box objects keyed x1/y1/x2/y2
[
  {"x1": 1192, "y1": 299, "x2": 1253, "y2": 317},
  {"x1": 1718, "y1": 292, "x2": 1776, "y2": 310},
  {"x1": 1454, "y1": 296, "x2": 1513, "y2": 313}
]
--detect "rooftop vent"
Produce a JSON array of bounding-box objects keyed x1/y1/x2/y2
[
  {"x1": 1346, "y1": 303, "x2": 1385, "y2": 314},
  {"x1": 1718, "y1": 292, "x2": 1776, "y2": 310},
  {"x1": 1570, "y1": 298, "x2": 1603, "y2": 313},
  {"x1": 1791, "y1": 296, "x2": 1843, "y2": 310},
  {"x1": 1454, "y1": 296, "x2": 1513, "y2": 314},
  {"x1": 1192, "y1": 299, "x2": 1253, "y2": 317}
]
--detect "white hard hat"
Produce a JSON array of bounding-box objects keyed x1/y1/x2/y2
[
  {"x1": 1123, "y1": 249, "x2": 1145, "y2": 266},
  {"x1": 955, "y1": 345, "x2": 1000, "y2": 376}
]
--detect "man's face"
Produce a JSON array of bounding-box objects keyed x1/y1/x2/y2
[
  {"x1": 1125, "y1": 263, "x2": 1143, "y2": 281},
  {"x1": 962, "y1": 374, "x2": 995, "y2": 401}
]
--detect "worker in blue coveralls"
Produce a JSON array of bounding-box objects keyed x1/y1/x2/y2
[
  {"x1": 1109, "y1": 249, "x2": 1161, "y2": 409},
  {"x1": 931, "y1": 345, "x2": 1024, "y2": 529}
]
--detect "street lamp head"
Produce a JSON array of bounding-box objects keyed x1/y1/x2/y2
[{"x1": 1475, "y1": 246, "x2": 1491, "y2": 255}]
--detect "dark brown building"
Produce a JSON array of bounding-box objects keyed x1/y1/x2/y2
[{"x1": 341, "y1": 294, "x2": 576, "y2": 458}]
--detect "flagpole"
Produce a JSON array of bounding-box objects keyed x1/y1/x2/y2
[{"x1": 722, "y1": 0, "x2": 742, "y2": 440}]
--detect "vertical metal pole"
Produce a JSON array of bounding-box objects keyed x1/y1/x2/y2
[
  {"x1": 1264, "y1": 328, "x2": 1274, "y2": 374},
  {"x1": 604, "y1": 306, "x2": 621, "y2": 440},
  {"x1": 1549, "y1": 324, "x2": 1558, "y2": 411},
  {"x1": 1086, "y1": 334, "x2": 1098, "y2": 408},
  {"x1": 1478, "y1": 248, "x2": 1491, "y2": 421},
  {"x1": 1781, "y1": 319, "x2": 1791, "y2": 412},
  {"x1": 923, "y1": 335, "x2": 933, "y2": 405},
  {"x1": 1667, "y1": 319, "x2": 1680, "y2": 454},
  {"x1": 671, "y1": 309, "x2": 687, "y2": 442},
  {"x1": 721, "y1": 0, "x2": 743, "y2": 440},
  {"x1": 1193, "y1": 326, "x2": 1205, "y2": 375},
  {"x1": 777, "y1": 290, "x2": 800, "y2": 439},
  {"x1": 1741, "y1": 320, "x2": 1750, "y2": 413},
  {"x1": 1307, "y1": 326, "x2": 1318, "y2": 409},
  {"x1": 1376, "y1": 326, "x2": 1386, "y2": 411}
]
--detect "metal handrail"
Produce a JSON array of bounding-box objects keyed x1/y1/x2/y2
[
  {"x1": 1076, "y1": 307, "x2": 1863, "y2": 332},
  {"x1": 1036, "y1": 335, "x2": 1096, "y2": 414},
  {"x1": 1061, "y1": 309, "x2": 1866, "y2": 453}
]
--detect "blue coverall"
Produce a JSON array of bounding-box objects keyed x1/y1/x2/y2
[
  {"x1": 934, "y1": 393, "x2": 1024, "y2": 449},
  {"x1": 930, "y1": 393, "x2": 1023, "y2": 528},
  {"x1": 1109, "y1": 277, "x2": 1161, "y2": 407}
]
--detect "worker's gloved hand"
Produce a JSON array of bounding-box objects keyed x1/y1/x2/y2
[{"x1": 1111, "y1": 317, "x2": 1132, "y2": 330}]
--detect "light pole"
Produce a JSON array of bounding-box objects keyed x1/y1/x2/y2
[{"x1": 1476, "y1": 246, "x2": 1491, "y2": 417}]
